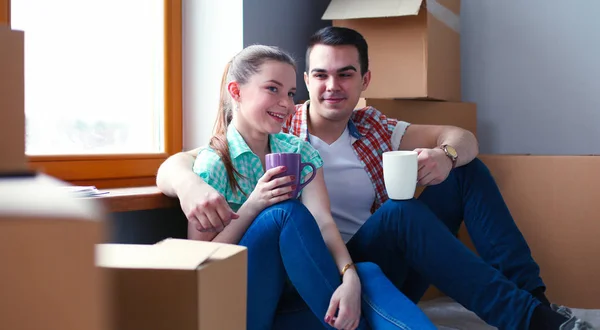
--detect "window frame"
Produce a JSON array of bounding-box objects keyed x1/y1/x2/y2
[
  {"x1": 2, "y1": 0, "x2": 182, "y2": 188},
  {"x1": 0, "y1": 0, "x2": 7, "y2": 24}
]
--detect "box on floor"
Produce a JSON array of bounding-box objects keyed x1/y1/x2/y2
[
  {"x1": 323, "y1": 0, "x2": 461, "y2": 101},
  {"x1": 477, "y1": 155, "x2": 600, "y2": 309},
  {"x1": 0, "y1": 174, "x2": 110, "y2": 330},
  {"x1": 417, "y1": 155, "x2": 600, "y2": 309},
  {"x1": 96, "y1": 238, "x2": 247, "y2": 330}
]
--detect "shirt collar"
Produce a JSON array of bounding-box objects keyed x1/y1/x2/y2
[
  {"x1": 227, "y1": 123, "x2": 285, "y2": 158},
  {"x1": 347, "y1": 120, "x2": 364, "y2": 139},
  {"x1": 226, "y1": 124, "x2": 253, "y2": 159},
  {"x1": 297, "y1": 101, "x2": 310, "y2": 142},
  {"x1": 301, "y1": 100, "x2": 369, "y2": 141}
]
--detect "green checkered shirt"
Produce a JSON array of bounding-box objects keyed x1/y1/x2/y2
[{"x1": 193, "y1": 124, "x2": 324, "y2": 212}]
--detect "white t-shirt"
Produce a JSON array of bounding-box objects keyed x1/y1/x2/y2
[{"x1": 310, "y1": 121, "x2": 409, "y2": 242}]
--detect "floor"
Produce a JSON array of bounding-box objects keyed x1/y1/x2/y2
[{"x1": 419, "y1": 297, "x2": 600, "y2": 329}]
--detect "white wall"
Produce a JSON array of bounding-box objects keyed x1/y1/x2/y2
[{"x1": 182, "y1": 0, "x2": 243, "y2": 150}]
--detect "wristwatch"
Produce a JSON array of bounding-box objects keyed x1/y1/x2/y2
[{"x1": 441, "y1": 144, "x2": 458, "y2": 168}]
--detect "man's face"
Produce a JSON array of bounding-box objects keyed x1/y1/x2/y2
[{"x1": 304, "y1": 44, "x2": 371, "y2": 124}]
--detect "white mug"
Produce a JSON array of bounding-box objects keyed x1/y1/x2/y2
[{"x1": 383, "y1": 151, "x2": 418, "y2": 200}]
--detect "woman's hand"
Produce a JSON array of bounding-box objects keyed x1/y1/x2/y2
[
  {"x1": 325, "y1": 270, "x2": 362, "y2": 330},
  {"x1": 246, "y1": 166, "x2": 296, "y2": 214}
]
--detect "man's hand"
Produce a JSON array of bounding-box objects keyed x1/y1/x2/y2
[
  {"x1": 179, "y1": 182, "x2": 239, "y2": 232},
  {"x1": 414, "y1": 148, "x2": 453, "y2": 186}
]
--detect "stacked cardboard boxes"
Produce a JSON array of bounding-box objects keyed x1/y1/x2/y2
[
  {"x1": 0, "y1": 174, "x2": 112, "y2": 330},
  {"x1": 0, "y1": 25, "x2": 26, "y2": 173},
  {"x1": 322, "y1": 0, "x2": 476, "y2": 136},
  {"x1": 0, "y1": 25, "x2": 111, "y2": 330}
]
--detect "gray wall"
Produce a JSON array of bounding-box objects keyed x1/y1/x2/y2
[
  {"x1": 243, "y1": 0, "x2": 600, "y2": 154},
  {"x1": 243, "y1": 0, "x2": 331, "y2": 101},
  {"x1": 461, "y1": 0, "x2": 600, "y2": 155}
]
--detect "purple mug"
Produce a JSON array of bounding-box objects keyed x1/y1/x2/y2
[{"x1": 265, "y1": 152, "x2": 317, "y2": 199}]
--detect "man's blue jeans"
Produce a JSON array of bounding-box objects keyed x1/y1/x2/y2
[
  {"x1": 346, "y1": 158, "x2": 544, "y2": 329},
  {"x1": 239, "y1": 199, "x2": 437, "y2": 330}
]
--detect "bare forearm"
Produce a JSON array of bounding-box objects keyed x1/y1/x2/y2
[
  {"x1": 438, "y1": 128, "x2": 479, "y2": 167},
  {"x1": 156, "y1": 149, "x2": 201, "y2": 197},
  {"x1": 211, "y1": 203, "x2": 259, "y2": 244},
  {"x1": 319, "y1": 221, "x2": 354, "y2": 273},
  {"x1": 301, "y1": 170, "x2": 354, "y2": 273}
]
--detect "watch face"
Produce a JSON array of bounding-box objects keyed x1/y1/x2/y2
[{"x1": 446, "y1": 145, "x2": 458, "y2": 158}]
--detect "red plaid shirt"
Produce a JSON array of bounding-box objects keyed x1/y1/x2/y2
[{"x1": 283, "y1": 101, "x2": 406, "y2": 213}]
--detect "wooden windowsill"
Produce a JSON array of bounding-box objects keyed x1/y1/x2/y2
[{"x1": 84, "y1": 186, "x2": 180, "y2": 213}]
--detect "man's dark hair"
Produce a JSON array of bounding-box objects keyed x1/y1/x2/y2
[{"x1": 306, "y1": 26, "x2": 369, "y2": 75}]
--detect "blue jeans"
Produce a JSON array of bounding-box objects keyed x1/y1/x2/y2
[
  {"x1": 346, "y1": 158, "x2": 544, "y2": 330},
  {"x1": 239, "y1": 199, "x2": 436, "y2": 330}
]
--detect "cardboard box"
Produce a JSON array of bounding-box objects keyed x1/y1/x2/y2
[
  {"x1": 0, "y1": 174, "x2": 110, "y2": 330},
  {"x1": 420, "y1": 155, "x2": 600, "y2": 308},
  {"x1": 365, "y1": 99, "x2": 477, "y2": 136},
  {"x1": 0, "y1": 25, "x2": 26, "y2": 173},
  {"x1": 97, "y1": 238, "x2": 248, "y2": 330},
  {"x1": 479, "y1": 155, "x2": 600, "y2": 309},
  {"x1": 323, "y1": 0, "x2": 461, "y2": 101}
]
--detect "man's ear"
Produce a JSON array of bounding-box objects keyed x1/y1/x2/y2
[
  {"x1": 304, "y1": 71, "x2": 309, "y2": 89},
  {"x1": 227, "y1": 81, "x2": 241, "y2": 102},
  {"x1": 361, "y1": 70, "x2": 371, "y2": 91}
]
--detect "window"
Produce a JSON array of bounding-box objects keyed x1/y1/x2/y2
[{"x1": 4, "y1": 0, "x2": 182, "y2": 188}]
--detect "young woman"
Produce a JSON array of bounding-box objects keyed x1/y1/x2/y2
[{"x1": 190, "y1": 45, "x2": 437, "y2": 330}]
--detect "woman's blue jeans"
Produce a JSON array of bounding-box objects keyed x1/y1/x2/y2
[{"x1": 238, "y1": 199, "x2": 436, "y2": 330}]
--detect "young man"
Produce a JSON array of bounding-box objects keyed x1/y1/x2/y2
[{"x1": 156, "y1": 27, "x2": 593, "y2": 330}]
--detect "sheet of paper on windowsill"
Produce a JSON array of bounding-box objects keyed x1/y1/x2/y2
[{"x1": 60, "y1": 186, "x2": 110, "y2": 197}]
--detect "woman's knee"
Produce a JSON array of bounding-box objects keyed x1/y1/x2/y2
[
  {"x1": 240, "y1": 201, "x2": 319, "y2": 253},
  {"x1": 257, "y1": 199, "x2": 314, "y2": 225},
  {"x1": 259, "y1": 199, "x2": 304, "y2": 214},
  {"x1": 242, "y1": 202, "x2": 304, "y2": 243}
]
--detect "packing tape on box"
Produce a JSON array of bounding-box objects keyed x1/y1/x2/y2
[{"x1": 426, "y1": 0, "x2": 460, "y2": 33}]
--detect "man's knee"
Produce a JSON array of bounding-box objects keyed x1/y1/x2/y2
[
  {"x1": 376, "y1": 199, "x2": 432, "y2": 230},
  {"x1": 380, "y1": 199, "x2": 427, "y2": 217},
  {"x1": 455, "y1": 157, "x2": 491, "y2": 177}
]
